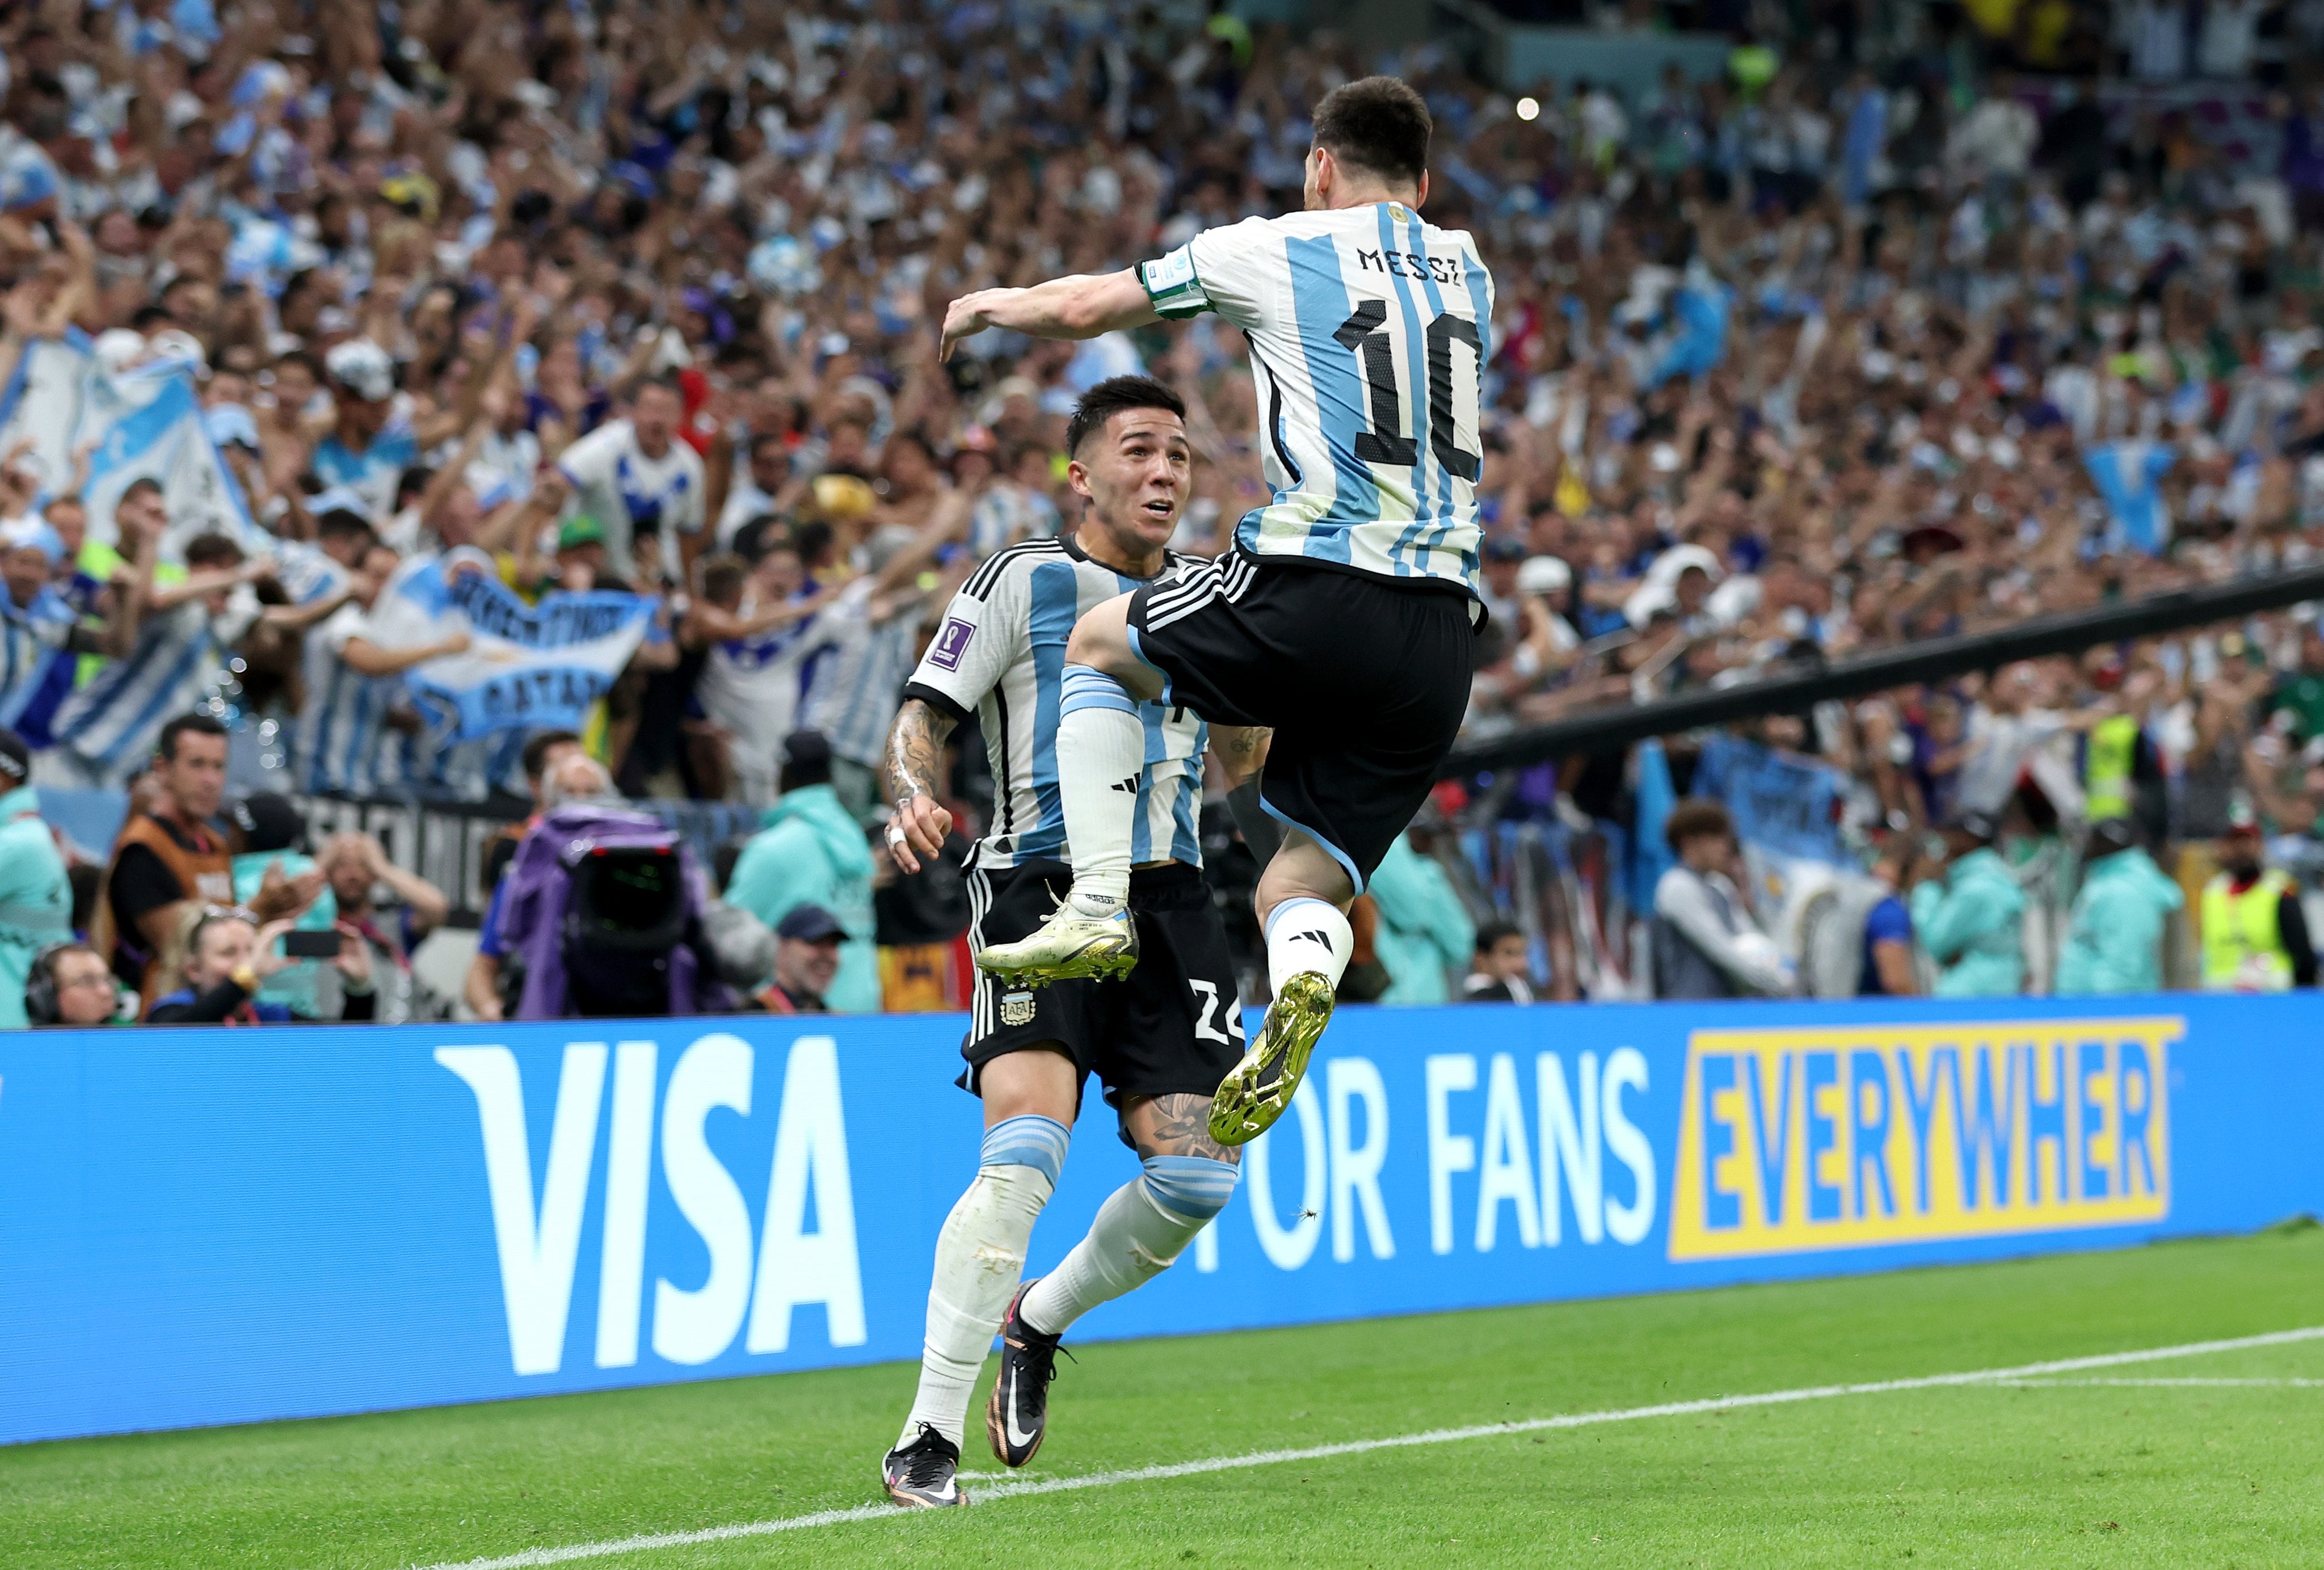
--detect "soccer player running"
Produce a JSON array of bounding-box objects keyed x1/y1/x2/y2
[
  {"x1": 942, "y1": 78, "x2": 1491, "y2": 1146},
  {"x1": 879, "y1": 376, "x2": 1264, "y2": 1508}
]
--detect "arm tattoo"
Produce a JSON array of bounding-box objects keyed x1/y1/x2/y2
[
  {"x1": 1215, "y1": 726, "x2": 1270, "y2": 762},
  {"x1": 1129, "y1": 1092, "x2": 1241, "y2": 1165},
  {"x1": 886, "y1": 698, "x2": 957, "y2": 806}
]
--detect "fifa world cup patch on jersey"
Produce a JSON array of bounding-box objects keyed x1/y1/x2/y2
[
  {"x1": 1000, "y1": 991, "x2": 1037, "y2": 1026},
  {"x1": 928, "y1": 617, "x2": 975, "y2": 670}
]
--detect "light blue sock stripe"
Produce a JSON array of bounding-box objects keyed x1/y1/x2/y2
[
  {"x1": 981, "y1": 1114, "x2": 1071, "y2": 1185},
  {"x1": 1123, "y1": 626, "x2": 1172, "y2": 705},
  {"x1": 1140, "y1": 1154, "x2": 1240, "y2": 1223},
  {"x1": 1060, "y1": 663, "x2": 1138, "y2": 717},
  {"x1": 1264, "y1": 896, "x2": 1341, "y2": 942}
]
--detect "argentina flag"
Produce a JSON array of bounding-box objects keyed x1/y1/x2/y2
[
  {"x1": 364, "y1": 551, "x2": 656, "y2": 741},
  {"x1": 2083, "y1": 441, "x2": 2177, "y2": 556},
  {"x1": 0, "y1": 335, "x2": 261, "y2": 562}
]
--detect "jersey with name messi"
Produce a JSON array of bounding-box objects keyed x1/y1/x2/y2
[
  {"x1": 902, "y1": 536, "x2": 1206, "y2": 874},
  {"x1": 1139, "y1": 202, "x2": 1493, "y2": 595}
]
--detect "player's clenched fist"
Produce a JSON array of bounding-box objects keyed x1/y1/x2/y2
[{"x1": 887, "y1": 792, "x2": 953, "y2": 874}]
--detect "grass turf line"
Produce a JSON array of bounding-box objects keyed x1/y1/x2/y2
[{"x1": 0, "y1": 1230, "x2": 2318, "y2": 1569}]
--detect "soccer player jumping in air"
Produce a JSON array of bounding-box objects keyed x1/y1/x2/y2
[
  {"x1": 878, "y1": 377, "x2": 1266, "y2": 1508},
  {"x1": 942, "y1": 77, "x2": 1491, "y2": 1148}
]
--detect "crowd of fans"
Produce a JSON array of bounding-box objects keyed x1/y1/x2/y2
[{"x1": 4, "y1": 0, "x2": 2324, "y2": 1022}]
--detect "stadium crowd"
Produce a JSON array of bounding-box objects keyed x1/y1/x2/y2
[{"x1": 5, "y1": 0, "x2": 2324, "y2": 1024}]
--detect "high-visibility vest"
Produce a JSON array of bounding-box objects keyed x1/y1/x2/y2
[
  {"x1": 2084, "y1": 714, "x2": 2139, "y2": 823},
  {"x1": 2200, "y1": 869, "x2": 2296, "y2": 992}
]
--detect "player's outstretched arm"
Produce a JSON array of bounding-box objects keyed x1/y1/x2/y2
[
  {"x1": 885, "y1": 697, "x2": 958, "y2": 873},
  {"x1": 940, "y1": 269, "x2": 1157, "y2": 360}
]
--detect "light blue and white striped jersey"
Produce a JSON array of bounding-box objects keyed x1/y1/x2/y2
[
  {"x1": 799, "y1": 576, "x2": 931, "y2": 771},
  {"x1": 294, "y1": 601, "x2": 399, "y2": 795},
  {"x1": 271, "y1": 540, "x2": 350, "y2": 607},
  {"x1": 48, "y1": 599, "x2": 239, "y2": 784},
  {"x1": 312, "y1": 398, "x2": 422, "y2": 521},
  {"x1": 902, "y1": 536, "x2": 1206, "y2": 873},
  {"x1": 1139, "y1": 203, "x2": 1494, "y2": 594},
  {"x1": 0, "y1": 584, "x2": 74, "y2": 730}
]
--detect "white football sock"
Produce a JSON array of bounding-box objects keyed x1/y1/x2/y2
[
  {"x1": 1056, "y1": 664, "x2": 1143, "y2": 914},
  {"x1": 1264, "y1": 896, "x2": 1353, "y2": 995},
  {"x1": 900, "y1": 1115, "x2": 1070, "y2": 1450},
  {"x1": 1020, "y1": 1155, "x2": 1239, "y2": 1336}
]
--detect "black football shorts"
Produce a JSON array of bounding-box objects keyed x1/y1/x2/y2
[
  {"x1": 1127, "y1": 553, "x2": 1474, "y2": 890},
  {"x1": 961, "y1": 859, "x2": 1246, "y2": 1135}
]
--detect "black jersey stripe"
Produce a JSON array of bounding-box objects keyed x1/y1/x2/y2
[{"x1": 964, "y1": 540, "x2": 1068, "y2": 600}]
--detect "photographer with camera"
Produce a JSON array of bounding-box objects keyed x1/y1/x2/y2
[{"x1": 144, "y1": 904, "x2": 376, "y2": 1025}]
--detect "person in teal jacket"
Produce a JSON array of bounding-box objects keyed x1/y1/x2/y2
[
  {"x1": 1366, "y1": 830, "x2": 1475, "y2": 1005},
  {"x1": 2055, "y1": 818, "x2": 2184, "y2": 995},
  {"x1": 1908, "y1": 811, "x2": 2027, "y2": 997},
  {"x1": 724, "y1": 732, "x2": 879, "y2": 1012},
  {"x1": 0, "y1": 731, "x2": 72, "y2": 1029},
  {"x1": 228, "y1": 792, "x2": 335, "y2": 1017}
]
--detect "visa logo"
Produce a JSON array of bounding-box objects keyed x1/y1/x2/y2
[
  {"x1": 1668, "y1": 1019, "x2": 2175, "y2": 1261},
  {"x1": 438, "y1": 1033, "x2": 865, "y2": 1376}
]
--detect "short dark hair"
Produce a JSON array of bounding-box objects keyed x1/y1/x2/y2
[
  {"x1": 1663, "y1": 798, "x2": 1736, "y2": 854},
  {"x1": 183, "y1": 532, "x2": 244, "y2": 569},
  {"x1": 121, "y1": 477, "x2": 164, "y2": 504},
  {"x1": 1311, "y1": 76, "x2": 1432, "y2": 188},
  {"x1": 1065, "y1": 376, "x2": 1186, "y2": 458},
  {"x1": 778, "y1": 730, "x2": 832, "y2": 793},
  {"x1": 1475, "y1": 919, "x2": 1523, "y2": 955},
  {"x1": 731, "y1": 515, "x2": 787, "y2": 565},
  {"x1": 699, "y1": 551, "x2": 749, "y2": 605},
  {"x1": 521, "y1": 729, "x2": 583, "y2": 783},
  {"x1": 788, "y1": 517, "x2": 833, "y2": 567},
  {"x1": 156, "y1": 712, "x2": 228, "y2": 763},
  {"x1": 315, "y1": 508, "x2": 375, "y2": 546}
]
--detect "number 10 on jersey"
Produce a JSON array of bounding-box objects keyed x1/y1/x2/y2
[{"x1": 1333, "y1": 301, "x2": 1483, "y2": 482}]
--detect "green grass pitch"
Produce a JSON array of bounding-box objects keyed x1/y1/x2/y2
[{"x1": 6, "y1": 1227, "x2": 2321, "y2": 1569}]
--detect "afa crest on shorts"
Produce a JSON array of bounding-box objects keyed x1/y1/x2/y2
[{"x1": 1000, "y1": 991, "x2": 1037, "y2": 1027}]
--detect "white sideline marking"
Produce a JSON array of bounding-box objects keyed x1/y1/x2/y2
[
  {"x1": 1995, "y1": 1376, "x2": 2324, "y2": 1389},
  {"x1": 411, "y1": 1325, "x2": 2324, "y2": 1570}
]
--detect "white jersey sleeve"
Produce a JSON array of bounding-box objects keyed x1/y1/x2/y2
[
  {"x1": 901, "y1": 561, "x2": 1026, "y2": 719},
  {"x1": 554, "y1": 422, "x2": 624, "y2": 491},
  {"x1": 1139, "y1": 216, "x2": 1281, "y2": 331}
]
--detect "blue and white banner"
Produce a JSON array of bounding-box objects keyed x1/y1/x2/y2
[
  {"x1": 0, "y1": 334, "x2": 259, "y2": 562},
  {"x1": 1, "y1": 995, "x2": 2319, "y2": 1446},
  {"x1": 1693, "y1": 734, "x2": 1849, "y2": 869},
  {"x1": 364, "y1": 551, "x2": 655, "y2": 740}
]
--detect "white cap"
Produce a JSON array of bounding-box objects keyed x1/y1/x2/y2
[
  {"x1": 92, "y1": 328, "x2": 147, "y2": 375},
  {"x1": 325, "y1": 338, "x2": 395, "y2": 403},
  {"x1": 1517, "y1": 555, "x2": 1572, "y2": 596}
]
